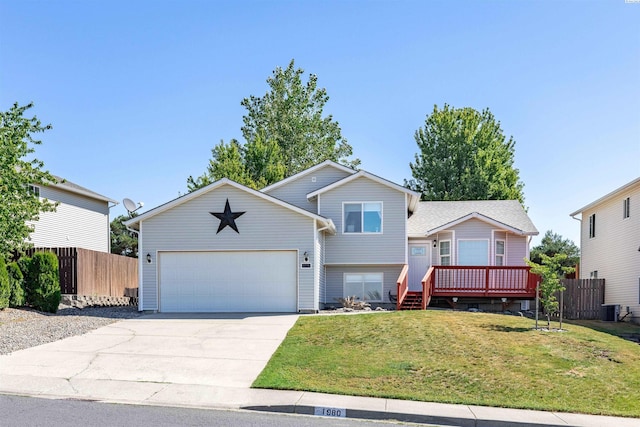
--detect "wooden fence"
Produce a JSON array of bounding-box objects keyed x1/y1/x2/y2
[
  {"x1": 559, "y1": 278, "x2": 605, "y2": 320},
  {"x1": 28, "y1": 247, "x2": 138, "y2": 297}
]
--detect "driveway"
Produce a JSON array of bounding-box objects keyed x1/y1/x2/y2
[{"x1": 0, "y1": 313, "x2": 300, "y2": 407}]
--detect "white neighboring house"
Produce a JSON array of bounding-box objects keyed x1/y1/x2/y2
[
  {"x1": 28, "y1": 176, "x2": 117, "y2": 253},
  {"x1": 570, "y1": 177, "x2": 640, "y2": 324}
]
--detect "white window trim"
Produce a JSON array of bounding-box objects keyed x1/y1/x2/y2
[
  {"x1": 623, "y1": 197, "x2": 631, "y2": 219},
  {"x1": 343, "y1": 272, "x2": 384, "y2": 302},
  {"x1": 341, "y1": 201, "x2": 383, "y2": 234},
  {"x1": 495, "y1": 239, "x2": 506, "y2": 266},
  {"x1": 439, "y1": 239, "x2": 451, "y2": 266},
  {"x1": 588, "y1": 213, "x2": 596, "y2": 239}
]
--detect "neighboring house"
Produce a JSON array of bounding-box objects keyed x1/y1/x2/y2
[
  {"x1": 28, "y1": 176, "x2": 117, "y2": 253},
  {"x1": 125, "y1": 161, "x2": 539, "y2": 313},
  {"x1": 570, "y1": 177, "x2": 640, "y2": 323}
]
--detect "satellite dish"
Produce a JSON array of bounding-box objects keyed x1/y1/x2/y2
[{"x1": 123, "y1": 198, "x2": 143, "y2": 214}]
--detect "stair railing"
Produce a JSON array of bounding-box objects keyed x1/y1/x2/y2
[
  {"x1": 420, "y1": 266, "x2": 435, "y2": 309},
  {"x1": 396, "y1": 264, "x2": 409, "y2": 311}
]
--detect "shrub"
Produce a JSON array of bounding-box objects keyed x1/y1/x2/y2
[
  {"x1": 7, "y1": 262, "x2": 25, "y2": 307},
  {"x1": 0, "y1": 258, "x2": 9, "y2": 310},
  {"x1": 27, "y1": 252, "x2": 61, "y2": 313}
]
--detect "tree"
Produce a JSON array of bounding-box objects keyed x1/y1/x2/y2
[
  {"x1": 189, "y1": 60, "x2": 359, "y2": 191},
  {"x1": 406, "y1": 104, "x2": 525, "y2": 204},
  {"x1": 110, "y1": 213, "x2": 139, "y2": 258},
  {"x1": 526, "y1": 253, "x2": 575, "y2": 330},
  {"x1": 0, "y1": 102, "x2": 57, "y2": 262},
  {"x1": 530, "y1": 230, "x2": 579, "y2": 270}
]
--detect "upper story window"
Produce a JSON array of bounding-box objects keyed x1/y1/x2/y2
[
  {"x1": 623, "y1": 197, "x2": 630, "y2": 219},
  {"x1": 495, "y1": 240, "x2": 505, "y2": 266},
  {"x1": 28, "y1": 185, "x2": 40, "y2": 198},
  {"x1": 439, "y1": 240, "x2": 451, "y2": 265},
  {"x1": 343, "y1": 202, "x2": 382, "y2": 233},
  {"x1": 588, "y1": 213, "x2": 596, "y2": 238}
]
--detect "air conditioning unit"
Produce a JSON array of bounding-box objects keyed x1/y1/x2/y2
[{"x1": 601, "y1": 304, "x2": 620, "y2": 322}]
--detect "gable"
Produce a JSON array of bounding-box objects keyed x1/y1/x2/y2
[
  {"x1": 125, "y1": 178, "x2": 334, "y2": 233},
  {"x1": 263, "y1": 162, "x2": 355, "y2": 213}
]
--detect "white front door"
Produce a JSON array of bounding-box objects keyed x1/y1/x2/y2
[{"x1": 408, "y1": 243, "x2": 431, "y2": 291}]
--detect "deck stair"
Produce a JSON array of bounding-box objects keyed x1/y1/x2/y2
[{"x1": 399, "y1": 291, "x2": 424, "y2": 310}]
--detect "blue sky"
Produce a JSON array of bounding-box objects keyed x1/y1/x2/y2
[{"x1": 2, "y1": 0, "x2": 639, "y2": 247}]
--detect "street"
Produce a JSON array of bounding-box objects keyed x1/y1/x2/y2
[{"x1": 0, "y1": 394, "x2": 419, "y2": 427}]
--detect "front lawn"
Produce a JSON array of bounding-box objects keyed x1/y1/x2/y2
[{"x1": 253, "y1": 310, "x2": 640, "y2": 417}]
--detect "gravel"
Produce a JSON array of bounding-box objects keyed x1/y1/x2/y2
[{"x1": 0, "y1": 306, "x2": 142, "y2": 355}]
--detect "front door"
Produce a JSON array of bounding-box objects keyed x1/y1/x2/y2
[{"x1": 408, "y1": 243, "x2": 430, "y2": 291}]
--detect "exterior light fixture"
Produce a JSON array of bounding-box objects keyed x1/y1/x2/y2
[
  {"x1": 146, "y1": 253, "x2": 152, "y2": 264},
  {"x1": 303, "y1": 251, "x2": 309, "y2": 263},
  {"x1": 452, "y1": 297, "x2": 458, "y2": 303},
  {"x1": 433, "y1": 239, "x2": 437, "y2": 248},
  {"x1": 501, "y1": 297, "x2": 508, "y2": 303}
]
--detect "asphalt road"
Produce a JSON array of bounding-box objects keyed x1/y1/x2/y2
[{"x1": 0, "y1": 394, "x2": 420, "y2": 427}]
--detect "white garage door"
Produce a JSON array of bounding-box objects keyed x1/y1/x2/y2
[{"x1": 159, "y1": 251, "x2": 297, "y2": 313}]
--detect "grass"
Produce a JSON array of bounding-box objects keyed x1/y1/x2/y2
[{"x1": 253, "y1": 310, "x2": 640, "y2": 417}]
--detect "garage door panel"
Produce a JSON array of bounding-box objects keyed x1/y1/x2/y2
[{"x1": 159, "y1": 251, "x2": 297, "y2": 313}]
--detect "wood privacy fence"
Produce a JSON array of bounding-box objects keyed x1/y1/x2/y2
[
  {"x1": 28, "y1": 247, "x2": 138, "y2": 297},
  {"x1": 558, "y1": 278, "x2": 605, "y2": 320}
]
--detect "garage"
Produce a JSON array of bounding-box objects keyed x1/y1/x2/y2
[{"x1": 158, "y1": 250, "x2": 297, "y2": 313}]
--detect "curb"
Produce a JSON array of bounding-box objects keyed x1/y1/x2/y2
[{"x1": 242, "y1": 404, "x2": 571, "y2": 427}]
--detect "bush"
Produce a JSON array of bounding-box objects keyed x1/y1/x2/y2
[
  {"x1": 7, "y1": 262, "x2": 25, "y2": 307},
  {"x1": 27, "y1": 252, "x2": 61, "y2": 313},
  {"x1": 0, "y1": 258, "x2": 9, "y2": 310}
]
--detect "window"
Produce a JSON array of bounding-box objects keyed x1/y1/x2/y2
[
  {"x1": 439, "y1": 241, "x2": 451, "y2": 265},
  {"x1": 343, "y1": 202, "x2": 382, "y2": 233},
  {"x1": 344, "y1": 273, "x2": 383, "y2": 302},
  {"x1": 589, "y1": 214, "x2": 596, "y2": 238},
  {"x1": 28, "y1": 185, "x2": 40, "y2": 198},
  {"x1": 623, "y1": 197, "x2": 630, "y2": 219},
  {"x1": 495, "y1": 240, "x2": 505, "y2": 266},
  {"x1": 411, "y1": 246, "x2": 426, "y2": 256}
]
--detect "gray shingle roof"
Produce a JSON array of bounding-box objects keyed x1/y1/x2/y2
[
  {"x1": 407, "y1": 200, "x2": 538, "y2": 236},
  {"x1": 51, "y1": 175, "x2": 117, "y2": 204}
]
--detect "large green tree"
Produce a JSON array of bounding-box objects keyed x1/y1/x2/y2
[
  {"x1": 406, "y1": 104, "x2": 525, "y2": 204},
  {"x1": 110, "y1": 213, "x2": 139, "y2": 258},
  {"x1": 189, "y1": 60, "x2": 359, "y2": 191},
  {"x1": 530, "y1": 230, "x2": 580, "y2": 270},
  {"x1": 0, "y1": 102, "x2": 57, "y2": 262}
]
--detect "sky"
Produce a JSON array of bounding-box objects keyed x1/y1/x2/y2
[{"x1": 2, "y1": 0, "x2": 639, "y2": 247}]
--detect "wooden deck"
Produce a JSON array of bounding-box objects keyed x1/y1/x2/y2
[{"x1": 397, "y1": 266, "x2": 539, "y2": 310}]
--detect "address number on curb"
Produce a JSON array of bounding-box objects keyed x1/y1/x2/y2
[{"x1": 314, "y1": 406, "x2": 346, "y2": 418}]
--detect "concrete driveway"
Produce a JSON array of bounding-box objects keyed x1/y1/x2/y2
[{"x1": 0, "y1": 313, "x2": 300, "y2": 407}]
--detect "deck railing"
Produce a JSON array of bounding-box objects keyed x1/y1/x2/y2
[
  {"x1": 428, "y1": 266, "x2": 538, "y2": 299},
  {"x1": 396, "y1": 264, "x2": 409, "y2": 310}
]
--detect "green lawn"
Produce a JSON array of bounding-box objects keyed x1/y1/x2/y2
[{"x1": 253, "y1": 310, "x2": 640, "y2": 417}]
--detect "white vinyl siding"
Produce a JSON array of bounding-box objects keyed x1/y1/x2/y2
[
  {"x1": 139, "y1": 185, "x2": 317, "y2": 312},
  {"x1": 264, "y1": 165, "x2": 352, "y2": 214},
  {"x1": 580, "y1": 182, "x2": 640, "y2": 322},
  {"x1": 321, "y1": 177, "x2": 407, "y2": 265},
  {"x1": 28, "y1": 185, "x2": 110, "y2": 252}
]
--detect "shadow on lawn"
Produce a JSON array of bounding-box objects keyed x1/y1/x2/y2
[{"x1": 484, "y1": 324, "x2": 532, "y2": 333}]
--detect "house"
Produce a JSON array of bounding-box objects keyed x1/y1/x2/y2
[
  {"x1": 28, "y1": 175, "x2": 117, "y2": 253},
  {"x1": 124, "y1": 161, "x2": 539, "y2": 313},
  {"x1": 570, "y1": 177, "x2": 640, "y2": 324}
]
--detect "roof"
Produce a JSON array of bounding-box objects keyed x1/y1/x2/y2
[
  {"x1": 407, "y1": 200, "x2": 538, "y2": 237},
  {"x1": 306, "y1": 170, "x2": 421, "y2": 212},
  {"x1": 261, "y1": 160, "x2": 357, "y2": 192},
  {"x1": 124, "y1": 178, "x2": 336, "y2": 233},
  {"x1": 49, "y1": 175, "x2": 117, "y2": 204},
  {"x1": 570, "y1": 176, "x2": 640, "y2": 217}
]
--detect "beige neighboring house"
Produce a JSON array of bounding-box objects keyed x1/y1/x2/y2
[
  {"x1": 28, "y1": 176, "x2": 117, "y2": 253},
  {"x1": 571, "y1": 177, "x2": 640, "y2": 323}
]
